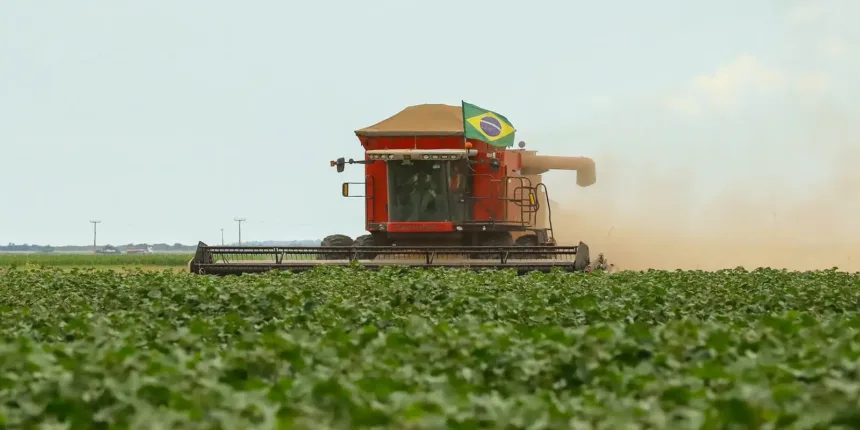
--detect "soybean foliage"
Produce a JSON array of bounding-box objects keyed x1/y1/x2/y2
[
  {"x1": 1, "y1": 266, "x2": 860, "y2": 429},
  {"x1": 0, "y1": 253, "x2": 192, "y2": 267}
]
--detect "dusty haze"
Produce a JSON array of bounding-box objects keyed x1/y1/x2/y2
[{"x1": 551, "y1": 85, "x2": 860, "y2": 272}]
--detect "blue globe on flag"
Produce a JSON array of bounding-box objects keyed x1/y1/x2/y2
[{"x1": 479, "y1": 116, "x2": 502, "y2": 137}]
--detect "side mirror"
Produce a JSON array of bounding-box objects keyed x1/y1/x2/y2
[{"x1": 335, "y1": 157, "x2": 345, "y2": 173}]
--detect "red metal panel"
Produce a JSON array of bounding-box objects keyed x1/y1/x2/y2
[
  {"x1": 365, "y1": 149, "x2": 387, "y2": 226},
  {"x1": 503, "y1": 150, "x2": 523, "y2": 171},
  {"x1": 362, "y1": 135, "x2": 472, "y2": 230},
  {"x1": 359, "y1": 136, "x2": 388, "y2": 228},
  {"x1": 366, "y1": 136, "x2": 466, "y2": 150},
  {"x1": 358, "y1": 135, "x2": 518, "y2": 227},
  {"x1": 386, "y1": 222, "x2": 455, "y2": 233},
  {"x1": 470, "y1": 139, "x2": 508, "y2": 222}
]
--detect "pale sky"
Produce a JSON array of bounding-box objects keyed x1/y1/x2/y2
[{"x1": 2, "y1": 0, "x2": 857, "y2": 246}]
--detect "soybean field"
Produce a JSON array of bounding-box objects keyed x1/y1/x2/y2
[{"x1": 1, "y1": 266, "x2": 860, "y2": 428}]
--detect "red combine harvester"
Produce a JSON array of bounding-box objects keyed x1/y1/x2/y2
[{"x1": 190, "y1": 102, "x2": 604, "y2": 275}]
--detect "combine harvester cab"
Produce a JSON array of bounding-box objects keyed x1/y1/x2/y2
[{"x1": 190, "y1": 102, "x2": 605, "y2": 275}]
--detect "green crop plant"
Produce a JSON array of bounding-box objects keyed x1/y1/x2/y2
[
  {"x1": 1, "y1": 266, "x2": 859, "y2": 428},
  {"x1": 0, "y1": 253, "x2": 193, "y2": 267}
]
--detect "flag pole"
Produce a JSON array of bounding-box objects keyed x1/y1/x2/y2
[{"x1": 461, "y1": 100, "x2": 467, "y2": 148}]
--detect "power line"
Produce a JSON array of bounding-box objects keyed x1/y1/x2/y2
[
  {"x1": 89, "y1": 220, "x2": 101, "y2": 252},
  {"x1": 234, "y1": 218, "x2": 246, "y2": 245}
]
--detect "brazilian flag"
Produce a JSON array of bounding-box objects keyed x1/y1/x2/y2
[{"x1": 461, "y1": 101, "x2": 516, "y2": 147}]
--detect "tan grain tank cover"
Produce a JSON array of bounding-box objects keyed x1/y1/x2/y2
[{"x1": 355, "y1": 104, "x2": 464, "y2": 137}]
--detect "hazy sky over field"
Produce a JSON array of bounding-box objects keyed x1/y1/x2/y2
[{"x1": 1, "y1": 0, "x2": 857, "y2": 249}]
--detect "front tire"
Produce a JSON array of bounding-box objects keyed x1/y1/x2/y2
[
  {"x1": 318, "y1": 234, "x2": 353, "y2": 260},
  {"x1": 514, "y1": 234, "x2": 539, "y2": 246},
  {"x1": 471, "y1": 231, "x2": 514, "y2": 260},
  {"x1": 513, "y1": 234, "x2": 546, "y2": 259},
  {"x1": 353, "y1": 234, "x2": 380, "y2": 260}
]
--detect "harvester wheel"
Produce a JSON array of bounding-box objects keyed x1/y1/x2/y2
[
  {"x1": 471, "y1": 232, "x2": 513, "y2": 260},
  {"x1": 513, "y1": 234, "x2": 547, "y2": 259},
  {"x1": 318, "y1": 234, "x2": 353, "y2": 260},
  {"x1": 353, "y1": 234, "x2": 379, "y2": 260},
  {"x1": 514, "y1": 234, "x2": 539, "y2": 246}
]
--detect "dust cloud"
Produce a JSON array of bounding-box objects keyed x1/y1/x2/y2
[{"x1": 550, "y1": 97, "x2": 860, "y2": 272}]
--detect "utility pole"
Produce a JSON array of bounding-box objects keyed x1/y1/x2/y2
[
  {"x1": 221, "y1": 228, "x2": 225, "y2": 245},
  {"x1": 233, "y1": 218, "x2": 246, "y2": 245},
  {"x1": 89, "y1": 220, "x2": 101, "y2": 253}
]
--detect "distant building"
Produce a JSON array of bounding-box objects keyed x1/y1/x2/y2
[
  {"x1": 95, "y1": 245, "x2": 122, "y2": 254},
  {"x1": 125, "y1": 246, "x2": 154, "y2": 254}
]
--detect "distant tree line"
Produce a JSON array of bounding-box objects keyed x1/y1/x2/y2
[
  {"x1": 1, "y1": 243, "x2": 194, "y2": 253},
  {"x1": 1, "y1": 239, "x2": 321, "y2": 253}
]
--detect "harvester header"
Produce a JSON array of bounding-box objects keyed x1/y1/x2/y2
[{"x1": 190, "y1": 102, "x2": 605, "y2": 275}]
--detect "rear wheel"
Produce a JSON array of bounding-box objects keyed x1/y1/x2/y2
[{"x1": 318, "y1": 234, "x2": 353, "y2": 260}]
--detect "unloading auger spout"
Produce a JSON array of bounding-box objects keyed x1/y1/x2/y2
[{"x1": 520, "y1": 154, "x2": 596, "y2": 187}]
